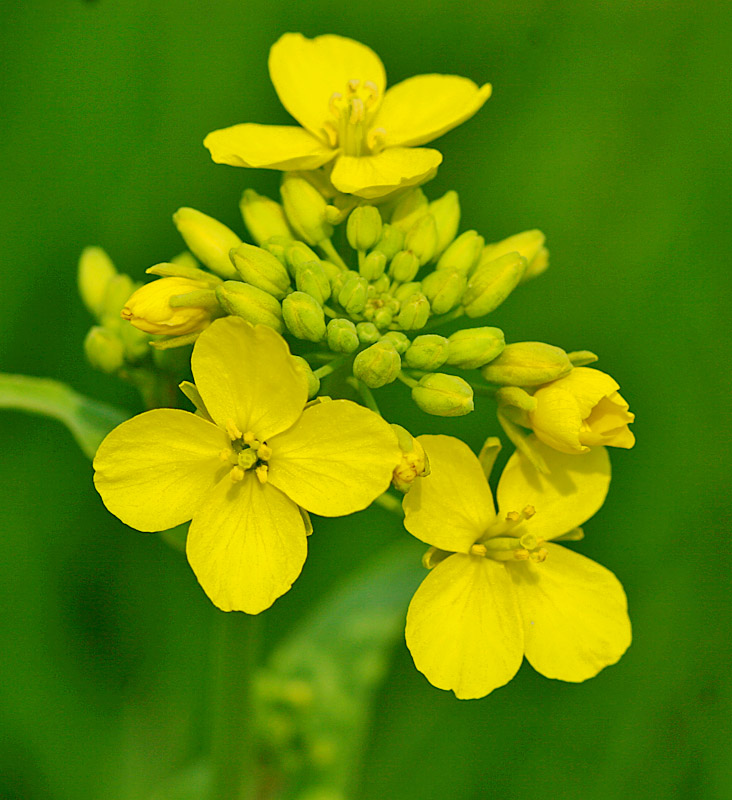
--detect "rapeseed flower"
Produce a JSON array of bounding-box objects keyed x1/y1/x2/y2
[
  {"x1": 94, "y1": 317, "x2": 400, "y2": 613},
  {"x1": 403, "y1": 434, "x2": 631, "y2": 699},
  {"x1": 121, "y1": 276, "x2": 216, "y2": 336},
  {"x1": 204, "y1": 33, "x2": 491, "y2": 199}
]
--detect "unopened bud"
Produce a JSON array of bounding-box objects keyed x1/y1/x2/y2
[
  {"x1": 291, "y1": 356, "x2": 320, "y2": 399},
  {"x1": 280, "y1": 174, "x2": 333, "y2": 245},
  {"x1": 215, "y1": 281, "x2": 283, "y2": 332},
  {"x1": 102, "y1": 274, "x2": 136, "y2": 319},
  {"x1": 404, "y1": 334, "x2": 449, "y2": 370},
  {"x1": 373, "y1": 223, "x2": 405, "y2": 260},
  {"x1": 462, "y1": 252, "x2": 526, "y2": 318},
  {"x1": 429, "y1": 191, "x2": 460, "y2": 257},
  {"x1": 522, "y1": 246, "x2": 550, "y2": 282},
  {"x1": 390, "y1": 424, "x2": 430, "y2": 492},
  {"x1": 412, "y1": 373, "x2": 474, "y2": 417},
  {"x1": 121, "y1": 277, "x2": 215, "y2": 335},
  {"x1": 347, "y1": 205, "x2": 382, "y2": 252},
  {"x1": 389, "y1": 251, "x2": 420, "y2": 283},
  {"x1": 356, "y1": 322, "x2": 380, "y2": 344},
  {"x1": 295, "y1": 261, "x2": 331, "y2": 305},
  {"x1": 84, "y1": 326, "x2": 125, "y2": 373},
  {"x1": 326, "y1": 318, "x2": 359, "y2": 353},
  {"x1": 353, "y1": 340, "x2": 402, "y2": 388},
  {"x1": 359, "y1": 250, "x2": 387, "y2": 281},
  {"x1": 119, "y1": 320, "x2": 152, "y2": 363},
  {"x1": 437, "y1": 230, "x2": 484, "y2": 276},
  {"x1": 262, "y1": 235, "x2": 290, "y2": 266},
  {"x1": 173, "y1": 207, "x2": 240, "y2": 279},
  {"x1": 373, "y1": 307, "x2": 393, "y2": 329},
  {"x1": 481, "y1": 229, "x2": 545, "y2": 267},
  {"x1": 391, "y1": 189, "x2": 428, "y2": 232},
  {"x1": 421, "y1": 268, "x2": 467, "y2": 315},
  {"x1": 78, "y1": 247, "x2": 117, "y2": 318},
  {"x1": 405, "y1": 214, "x2": 438, "y2": 266},
  {"x1": 147, "y1": 261, "x2": 220, "y2": 285},
  {"x1": 230, "y1": 243, "x2": 291, "y2": 299},
  {"x1": 397, "y1": 293, "x2": 430, "y2": 330},
  {"x1": 393, "y1": 281, "x2": 422, "y2": 303},
  {"x1": 286, "y1": 241, "x2": 322, "y2": 278},
  {"x1": 446, "y1": 326, "x2": 505, "y2": 369},
  {"x1": 282, "y1": 291, "x2": 326, "y2": 341},
  {"x1": 371, "y1": 273, "x2": 391, "y2": 294},
  {"x1": 239, "y1": 189, "x2": 293, "y2": 245},
  {"x1": 380, "y1": 331, "x2": 410, "y2": 354},
  {"x1": 481, "y1": 342, "x2": 573, "y2": 386},
  {"x1": 338, "y1": 274, "x2": 368, "y2": 315}
]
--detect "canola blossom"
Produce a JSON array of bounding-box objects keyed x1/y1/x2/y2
[
  {"x1": 204, "y1": 33, "x2": 491, "y2": 199},
  {"x1": 93, "y1": 317, "x2": 401, "y2": 613},
  {"x1": 403, "y1": 434, "x2": 631, "y2": 699}
]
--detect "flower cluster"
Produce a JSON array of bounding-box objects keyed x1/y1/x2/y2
[{"x1": 85, "y1": 33, "x2": 635, "y2": 699}]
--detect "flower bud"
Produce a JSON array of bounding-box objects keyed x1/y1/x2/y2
[
  {"x1": 481, "y1": 229, "x2": 545, "y2": 266},
  {"x1": 393, "y1": 281, "x2": 422, "y2": 303},
  {"x1": 295, "y1": 261, "x2": 331, "y2": 305},
  {"x1": 230, "y1": 243, "x2": 291, "y2": 299},
  {"x1": 480, "y1": 342, "x2": 573, "y2": 386},
  {"x1": 282, "y1": 291, "x2": 326, "y2": 341},
  {"x1": 404, "y1": 335, "x2": 449, "y2": 370},
  {"x1": 122, "y1": 277, "x2": 214, "y2": 335},
  {"x1": 421, "y1": 268, "x2": 467, "y2": 315},
  {"x1": 522, "y1": 246, "x2": 550, "y2": 282},
  {"x1": 215, "y1": 281, "x2": 283, "y2": 332},
  {"x1": 373, "y1": 307, "x2": 393, "y2": 329},
  {"x1": 359, "y1": 250, "x2": 387, "y2": 281},
  {"x1": 371, "y1": 273, "x2": 391, "y2": 294},
  {"x1": 172, "y1": 207, "x2": 240, "y2": 279},
  {"x1": 262, "y1": 235, "x2": 291, "y2": 266},
  {"x1": 84, "y1": 326, "x2": 125, "y2": 373},
  {"x1": 119, "y1": 320, "x2": 151, "y2": 363},
  {"x1": 436, "y1": 230, "x2": 484, "y2": 276},
  {"x1": 389, "y1": 251, "x2": 420, "y2": 283},
  {"x1": 405, "y1": 214, "x2": 438, "y2": 265},
  {"x1": 429, "y1": 191, "x2": 460, "y2": 257},
  {"x1": 347, "y1": 205, "x2": 382, "y2": 251},
  {"x1": 352, "y1": 340, "x2": 402, "y2": 388},
  {"x1": 373, "y1": 223, "x2": 405, "y2": 260},
  {"x1": 390, "y1": 424, "x2": 430, "y2": 492},
  {"x1": 326, "y1": 318, "x2": 359, "y2": 353},
  {"x1": 147, "y1": 261, "x2": 220, "y2": 285},
  {"x1": 102, "y1": 274, "x2": 136, "y2": 319},
  {"x1": 411, "y1": 373, "x2": 474, "y2": 416},
  {"x1": 78, "y1": 247, "x2": 117, "y2": 318},
  {"x1": 280, "y1": 174, "x2": 333, "y2": 245},
  {"x1": 391, "y1": 188, "x2": 428, "y2": 232},
  {"x1": 291, "y1": 356, "x2": 320, "y2": 399},
  {"x1": 338, "y1": 274, "x2": 369, "y2": 315},
  {"x1": 446, "y1": 326, "x2": 505, "y2": 369},
  {"x1": 397, "y1": 293, "x2": 430, "y2": 330},
  {"x1": 380, "y1": 331, "x2": 410, "y2": 354},
  {"x1": 462, "y1": 252, "x2": 527, "y2": 318},
  {"x1": 239, "y1": 189, "x2": 292, "y2": 245},
  {"x1": 356, "y1": 322, "x2": 380, "y2": 344}
]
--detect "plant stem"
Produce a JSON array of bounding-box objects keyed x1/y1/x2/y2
[
  {"x1": 314, "y1": 355, "x2": 350, "y2": 380},
  {"x1": 421, "y1": 306, "x2": 465, "y2": 332},
  {"x1": 319, "y1": 238, "x2": 348, "y2": 270},
  {"x1": 346, "y1": 377, "x2": 381, "y2": 414},
  {"x1": 374, "y1": 492, "x2": 404, "y2": 516},
  {"x1": 396, "y1": 371, "x2": 418, "y2": 389}
]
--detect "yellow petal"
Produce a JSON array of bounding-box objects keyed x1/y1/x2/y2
[
  {"x1": 580, "y1": 392, "x2": 636, "y2": 448},
  {"x1": 191, "y1": 318, "x2": 307, "y2": 440},
  {"x1": 330, "y1": 147, "x2": 442, "y2": 199},
  {"x1": 496, "y1": 437, "x2": 610, "y2": 542},
  {"x1": 269, "y1": 33, "x2": 386, "y2": 139},
  {"x1": 93, "y1": 409, "x2": 229, "y2": 532},
  {"x1": 508, "y1": 543, "x2": 631, "y2": 681},
  {"x1": 406, "y1": 553, "x2": 523, "y2": 699},
  {"x1": 204, "y1": 124, "x2": 336, "y2": 170},
  {"x1": 187, "y1": 473, "x2": 307, "y2": 613},
  {"x1": 403, "y1": 435, "x2": 495, "y2": 553},
  {"x1": 267, "y1": 399, "x2": 400, "y2": 516},
  {"x1": 374, "y1": 75, "x2": 492, "y2": 148}
]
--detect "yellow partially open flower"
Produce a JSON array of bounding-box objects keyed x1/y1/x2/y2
[
  {"x1": 93, "y1": 317, "x2": 400, "y2": 613},
  {"x1": 528, "y1": 367, "x2": 635, "y2": 454},
  {"x1": 204, "y1": 33, "x2": 491, "y2": 199},
  {"x1": 403, "y1": 434, "x2": 631, "y2": 699},
  {"x1": 121, "y1": 276, "x2": 214, "y2": 336}
]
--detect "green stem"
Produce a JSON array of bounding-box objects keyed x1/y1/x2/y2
[
  {"x1": 396, "y1": 371, "x2": 418, "y2": 389},
  {"x1": 314, "y1": 354, "x2": 350, "y2": 380},
  {"x1": 374, "y1": 491, "x2": 404, "y2": 516},
  {"x1": 346, "y1": 377, "x2": 381, "y2": 414},
  {"x1": 319, "y1": 238, "x2": 348, "y2": 270},
  {"x1": 468, "y1": 382, "x2": 499, "y2": 398},
  {"x1": 210, "y1": 612, "x2": 260, "y2": 800},
  {"x1": 421, "y1": 306, "x2": 465, "y2": 332}
]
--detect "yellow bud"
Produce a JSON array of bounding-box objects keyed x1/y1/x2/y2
[
  {"x1": 356, "y1": 322, "x2": 380, "y2": 344},
  {"x1": 239, "y1": 189, "x2": 293, "y2": 245},
  {"x1": 229, "y1": 243, "x2": 291, "y2": 299},
  {"x1": 326, "y1": 319, "x2": 359, "y2": 353},
  {"x1": 84, "y1": 326, "x2": 125, "y2": 373},
  {"x1": 429, "y1": 190, "x2": 461, "y2": 257},
  {"x1": 446, "y1": 327, "x2": 505, "y2": 369},
  {"x1": 215, "y1": 281, "x2": 283, "y2": 332},
  {"x1": 78, "y1": 247, "x2": 117, "y2": 318},
  {"x1": 481, "y1": 229, "x2": 546, "y2": 267},
  {"x1": 380, "y1": 331, "x2": 410, "y2": 354},
  {"x1": 397, "y1": 293, "x2": 431, "y2": 330},
  {"x1": 393, "y1": 281, "x2": 422, "y2": 303},
  {"x1": 421, "y1": 268, "x2": 467, "y2": 315},
  {"x1": 122, "y1": 277, "x2": 215, "y2": 335},
  {"x1": 282, "y1": 291, "x2": 326, "y2": 341},
  {"x1": 462, "y1": 252, "x2": 527, "y2": 318},
  {"x1": 481, "y1": 342, "x2": 573, "y2": 386},
  {"x1": 522, "y1": 246, "x2": 550, "y2": 282},
  {"x1": 347, "y1": 205, "x2": 382, "y2": 252},
  {"x1": 173, "y1": 208, "x2": 241, "y2": 279},
  {"x1": 373, "y1": 223, "x2": 405, "y2": 260},
  {"x1": 390, "y1": 188, "x2": 428, "y2": 232},
  {"x1": 389, "y1": 251, "x2": 420, "y2": 283},
  {"x1": 280, "y1": 174, "x2": 333, "y2": 245},
  {"x1": 353, "y1": 341, "x2": 401, "y2": 388},
  {"x1": 404, "y1": 214, "x2": 438, "y2": 266},
  {"x1": 411, "y1": 373, "x2": 474, "y2": 416},
  {"x1": 102, "y1": 274, "x2": 136, "y2": 319},
  {"x1": 359, "y1": 250, "x2": 387, "y2": 281},
  {"x1": 404, "y1": 334, "x2": 450, "y2": 370},
  {"x1": 436, "y1": 230, "x2": 484, "y2": 276},
  {"x1": 390, "y1": 423, "x2": 430, "y2": 492}
]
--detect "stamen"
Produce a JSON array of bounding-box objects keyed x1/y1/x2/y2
[
  {"x1": 230, "y1": 466, "x2": 245, "y2": 483},
  {"x1": 226, "y1": 420, "x2": 243, "y2": 441},
  {"x1": 522, "y1": 505, "x2": 536, "y2": 519},
  {"x1": 219, "y1": 448, "x2": 233, "y2": 462},
  {"x1": 367, "y1": 127, "x2": 387, "y2": 153},
  {"x1": 257, "y1": 443, "x2": 273, "y2": 460},
  {"x1": 349, "y1": 97, "x2": 365, "y2": 124},
  {"x1": 347, "y1": 79, "x2": 360, "y2": 93},
  {"x1": 470, "y1": 543, "x2": 487, "y2": 557},
  {"x1": 243, "y1": 431, "x2": 257, "y2": 445},
  {"x1": 530, "y1": 548, "x2": 548, "y2": 563},
  {"x1": 256, "y1": 464, "x2": 269, "y2": 484},
  {"x1": 328, "y1": 92, "x2": 343, "y2": 116},
  {"x1": 506, "y1": 511, "x2": 521, "y2": 523}
]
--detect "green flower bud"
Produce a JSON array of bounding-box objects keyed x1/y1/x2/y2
[
  {"x1": 522, "y1": 246, "x2": 550, "y2": 282},
  {"x1": 326, "y1": 319, "x2": 359, "y2": 353},
  {"x1": 405, "y1": 214, "x2": 438, "y2": 266},
  {"x1": 436, "y1": 230, "x2": 484, "y2": 276},
  {"x1": 295, "y1": 261, "x2": 331, "y2": 306},
  {"x1": 412, "y1": 373, "x2": 474, "y2": 417},
  {"x1": 480, "y1": 342, "x2": 573, "y2": 386},
  {"x1": 462, "y1": 252, "x2": 527, "y2": 318},
  {"x1": 404, "y1": 334, "x2": 449, "y2": 370},
  {"x1": 291, "y1": 355, "x2": 320, "y2": 399},
  {"x1": 119, "y1": 320, "x2": 150, "y2": 363},
  {"x1": 230, "y1": 243, "x2": 291, "y2": 300},
  {"x1": 282, "y1": 291, "x2": 326, "y2": 341},
  {"x1": 102, "y1": 274, "x2": 136, "y2": 318},
  {"x1": 320, "y1": 259, "x2": 342, "y2": 284},
  {"x1": 330, "y1": 268, "x2": 356, "y2": 298},
  {"x1": 421, "y1": 268, "x2": 467, "y2": 315},
  {"x1": 397, "y1": 293, "x2": 430, "y2": 330},
  {"x1": 239, "y1": 189, "x2": 293, "y2": 245},
  {"x1": 146, "y1": 261, "x2": 220, "y2": 285},
  {"x1": 481, "y1": 229, "x2": 545, "y2": 267},
  {"x1": 78, "y1": 247, "x2": 117, "y2": 318},
  {"x1": 215, "y1": 281, "x2": 284, "y2": 332},
  {"x1": 353, "y1": 341, "x2": 401, "y2": 388},
  {"x1": 393, "y1": 281, "x2": 422, "y2": 303},
  {"x1": 446, "y1": 326, "x2": 506, "y2": 369},
  {"x1": 360, "y1": 250, "x2": 387, "y2": 281},
  {"x1": 380, "y1": 331, "x2": 410, "y2": 354},
  {"x1": 371, "y1": 273, "x2": 391, "y2": 294},
  {"x1": 84, "y1": 326, "x2": 125, "y2": 373},
  {"x1": 389, "y1": 251, "x2": 420, "y2": 283},
  {"x1": 172, "y1": 207, "x2": 240, "y2": 279},
  {"x1": 356, "y1": 322, "x2": 380, "y2": 344},
  {"x1": 338, "y1": 274, "x2": 368, "y2": 315},
  {"x1": 373, "y1": 223, "x2": 405, "y2": 260},
  {"x1": 280, "y1": 174, "x2": 333, "y2": 245},
  {"x1": 391, "y1": 188, "x2": 428, "y2": 232},
  {"x1": 373, "y1": 307, "x2": 393, "y2": 329},
  {"x1": 262, "y1": 235, "x2": 291, "y2": 266},
  {"x1": 347, "y1": 205, "x2": 382, "y2": 252},
  {"x1": 429, "y1": 190, "x2": 460, "y2": 257}
]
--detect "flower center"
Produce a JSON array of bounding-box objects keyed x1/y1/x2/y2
[
  {"x1": 470, "y1": 506, "x2": 548, "y2": 563},
  {"x1": 220, "y1": 422, "x2": 271, "y2": 484},
  {"x1": 324, "y1": 79, "x2": 386, "y2": 157}
]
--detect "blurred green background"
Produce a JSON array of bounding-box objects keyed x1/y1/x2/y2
[{"x1": 1, "y1": 1, "x2": 730, "y2": 798}]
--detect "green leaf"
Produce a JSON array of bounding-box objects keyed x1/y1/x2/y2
[{"x1": 0, "y1": 372, "x2": 128, "y2": 459}]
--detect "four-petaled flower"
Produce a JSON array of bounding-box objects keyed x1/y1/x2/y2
[
  {"x1": 403, "y1": 434, "x2": 631, "y2": 699},
  {"x1": 93, "y1": 317, "x2": 401, "y2": 613},
  {"x1": 204, "y1": 33, "x2": 491, "y2": 199}
]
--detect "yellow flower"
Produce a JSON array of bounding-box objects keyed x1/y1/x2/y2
[
  {"x1": 93, "y1": 317, "x2": 401, "y2": 613},
  {"x1": 403, "y1": 434, "x2": 631, "y2": 699},
  {"x1": 528, "y1": 367, "x2": 635, "y2": 454},
  {"x1": 121, "y1": 276, "x2": 215, "y2": 336},
  {"x1": 204, "y1": 33, "x2": 491, "y2": 199}
]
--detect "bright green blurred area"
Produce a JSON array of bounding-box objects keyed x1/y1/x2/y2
[{"x1": 1, "y1": 1, "x2": 730, "y2": 798}]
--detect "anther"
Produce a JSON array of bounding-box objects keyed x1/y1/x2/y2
[
  {"x1": 506, "y1": 511, "x2": 521, "y2": 523},
  {"x1": 522, "y1": 505, "x2": 536, "y2": 519},
  {"x1": 255, "y1": 464, "x2": 269, "y2": 484},
  {"x1": 530, "y1": 548, "x2": 548, "y2": 563},
  {"x1": 219, "y1": 448, "x2": 233, "y2": 462},
  {"x1": 328, "y1": 92, "x2": 343, "y2": 116},
  {"x1": 257, "y1": 443, "x2": 273, "y2": 460},
  {"x1": 243, "y1": 431, "x2": 257, "y2": 445},
  {"x1": 230, "y1": 466, "x2": 245, "y2": 483},
  {"x1": 347, "y1": 79, "x2": 360, "y2": 93},
  {"x1": 470, "y1": 543, "x2": 487, "y2": 557},
  {"x1": 226, "y1": 420, "x2": 243, "y2": 441},
  {"x1": 349, "y1": 98, "x2": 365, "y2": 124},
  {"x1": 513, "y1": 549, "x2": 530, "y2": 561}
]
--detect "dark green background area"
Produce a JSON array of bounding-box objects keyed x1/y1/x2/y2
[{"x1": 1, "y1": 1, "x2": 730, "y2": 798}]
